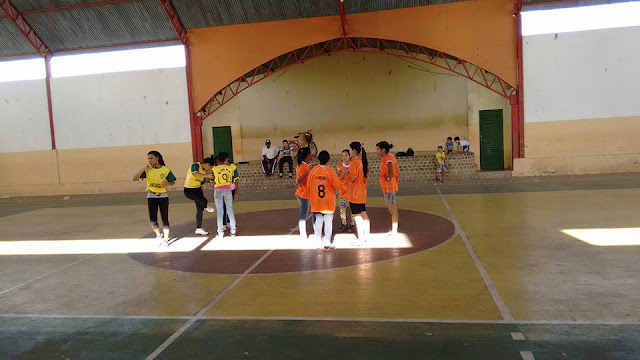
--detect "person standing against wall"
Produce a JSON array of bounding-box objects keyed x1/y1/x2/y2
[
  {"x1": 133, "y1": 151, "x2": 176, "y2": 242},
  {"x1": 183, "y1": 157, "x2": 215, "y2": 236},
  {"x1": 348, "y1": 142, "x2": 370, "y2": 246},
  {"x1": 376, "y1": 141, "x2": 400, "y2": 237},
  {"x1": 262, "y1": 139, "x2": 279, "y2": 176}
]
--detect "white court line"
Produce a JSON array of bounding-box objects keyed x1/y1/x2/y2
[
  {"x1": 511, "y1": 332, "x2": 526, "y2": 340},
  {"x1": 144, "y1": 220, "x2": 308, "y2": 359},
  {"x1": 1, "y1": 313, "x2": 639, "y2": 325},
  {"x1": 0, "y1": 254, "x2": 96, "y2": 296},
  {"x1": 435, "y1": 185, "x2": 514, "y2": 321},
  {"x1": 520, "y1": 351, "x2": 535, "y2": 360}
]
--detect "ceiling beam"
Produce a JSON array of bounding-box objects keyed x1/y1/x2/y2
[
  {"x1": 0, "y1": 0, "x2": 51, "y2": 56},
  {"x1": 159, "y1": 0, "x2": 187, "y2": 44}
]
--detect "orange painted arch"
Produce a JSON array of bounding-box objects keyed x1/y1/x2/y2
[{"x1": 188, "y1": 0, "x2": 517, "y2": 111}]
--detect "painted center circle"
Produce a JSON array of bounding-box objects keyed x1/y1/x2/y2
[{"x1": 129, "y1": 207, "x2": 455, "y2": 274}]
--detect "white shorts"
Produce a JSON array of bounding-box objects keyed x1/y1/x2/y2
[{"x1": 437, "y1": 163, "x2": 447, "y2": 173}]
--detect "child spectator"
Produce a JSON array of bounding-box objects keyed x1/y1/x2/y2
[
  {"x1": 435, "y1": 146, "x2": 447, "y2": 183},
  {"x1": 337, "y1": 149, "x2": 354, "y2": 233},
  {"x1": 454, "y1": 136, "x2": 470, "y2": 152},
  {"x1": 445, "y1": 137, "x2": 454, "y2": 154}
]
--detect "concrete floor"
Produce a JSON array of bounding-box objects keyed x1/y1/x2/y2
[{"x1": 1, "y1": 173, "x2": 639, "y2": 359}]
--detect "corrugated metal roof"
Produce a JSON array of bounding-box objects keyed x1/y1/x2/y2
[
  {"x1": 344, "y1": 0, "x2": 469, "y2": 14},
  {"x1": 0, "y1": 17, "x2": 38, "y2": 57},
  {"x1": 173, "y1": 0, "x2": 337, "y2": 29},
  {"x1": 523, "y1": 0, "x2": 638, "y2": 10},
  {"x1": 11, "y1": 0, "x2": 110, "y2": 12},
  {"x1": 23, "y1": 0, "x2": 177, "y2": 52}
]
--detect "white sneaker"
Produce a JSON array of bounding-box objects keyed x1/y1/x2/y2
[
  {"x1": 216, "y1": 233, "x2": 224, "y2": 239},
  {"x1": 204, "y1": 207, "x2": 215, "y2": 213},
  {"x1": 195, "y1": 228, "x2": 209, "y2": 235}
]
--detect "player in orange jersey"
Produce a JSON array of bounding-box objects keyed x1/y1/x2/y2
[
  {"x1": 348, "y1": 141, "x2": 370, "y2": 245},
  {"x1": 295, "y1": 147, "x2": 314, "y2": 239},
  {"x1": 376, "y1": 141, "x2": 400, "y2": 237},
  {"x1": 308, "y1": 150, "x2": 341, "y2": 250},
  {"x1": 337, "y1": 149, "x2": 354, "y2": 233}
]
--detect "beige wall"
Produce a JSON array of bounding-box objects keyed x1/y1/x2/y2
[
  {"x1": 204, "y1": 52, "x2": 486, "y2": 162},
  {"x1": 0, "y1": 143, "x2": 192, "y2": 196},
  {"x1": 514, "y1": 116, "x2": 640, "y2": 176},
  {"x1": 467, "y1": 81, "x2": 513, "y2": 170}
]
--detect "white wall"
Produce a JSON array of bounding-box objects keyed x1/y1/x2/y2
[
  {"x1": 524, "y1": 26, "x2": 640, "y2": 123},
  {"x1": 0, "y1": 79, "x2": 51, "y2": 152},
  {"x1": 51, "y1": 67, "x2": 191, "y2": 149}
]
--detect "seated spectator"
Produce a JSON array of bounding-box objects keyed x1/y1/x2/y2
[
  {"x1": 262, "y1": 139, "x2": 279, "y2": 176},
  {"x1": 445, "y1": 137, "x2": 454, "y2": 154},
  {"x1": 279, "y1": 139, "x2": 294, "y2": 178}
]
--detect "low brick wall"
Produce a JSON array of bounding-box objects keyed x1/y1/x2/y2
[{"x1": 237, "y1": 153, "x2": 476, "y2": 189}]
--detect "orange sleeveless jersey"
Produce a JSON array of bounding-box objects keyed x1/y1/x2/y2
[
  {"x1": 379, "y1": 153, "x2": 399, "y2": 193},
  {"x1": 308, "y1": 165, "x2": 341, "y2": 213},
  {"x1": 348, "y1": 157, "x2": 368, "y2": 204},
  {"x1": 337, "y1": 162, "x2": 351, "y2": 198},
  {"x1": 295, "y1": 161, "x2": 310, "y2": 199}
]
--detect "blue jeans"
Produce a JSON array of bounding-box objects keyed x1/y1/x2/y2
[
  {"x1": 214, "y1": 189, "x2": 236, "y2": 235},
  {"x1": 296, "y1": 196, "x2": 309, "y2": 221}
]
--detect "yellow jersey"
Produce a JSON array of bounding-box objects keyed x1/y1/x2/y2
[
  {"x1": 436, "y1": 152, "x2": 446, "y2": 164},
  {"x1": 184, "y1": 162, "x2": 207, "y2": 188},
  {"x1": 140, "y1": 166, "x2": 176, "y2": 194},
  {"x1": 213, "y1": 164, "x2": 236, "y2": 188}
]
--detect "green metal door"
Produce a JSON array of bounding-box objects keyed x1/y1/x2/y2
[
  {"x1": 212, "y1": 126, "x2": 233, "y2": 162},
  {"x1": 479, "y1": 109, "x2": 504, "y2": 171}
]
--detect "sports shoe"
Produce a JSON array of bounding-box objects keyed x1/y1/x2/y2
[
  {"x1": 279, "y1": 173, "x2": 283, "y2": 178},
  {"x1": 216, "y1": 233, "x2": 224, "y2": 239},
  {"x1": 329, "y1": 244, "x2": 336, "y2": 250},
  {"x1": 195, "y1": 228, "x2": 209, "y2": 235},
  {"x1": 289, "y1": 173, "x2": 293, "y2": 178},
  {"x1": 337, "y1": 224, "x2": 348, "y2": 233},
  {"x1": 323, "y1": 246, "x2": 331, "y2": 252},
  {"x1": 204, "y1": 207, "x2": 214, "y2": 213},
  {"x1": 155, "y1": 233, "x2": 163, "y2": 239},
  {"x1": 230, "y1": 232, "x2": 236, "y2": 237},
  {"x1": 348, "y1": 224, "x2": 355, "y2": 233}
]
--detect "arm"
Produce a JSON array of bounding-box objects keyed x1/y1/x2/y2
[
  {"x1": 133, "y1": 166, "x2": 148, "y2": 181},
  {"x1": 191, "y1": 172, "x2": 213, "y2": 180},
  {"x1": 385, "y1": 161, "x2": 393, "y2": 181},
  {"x1": 348, "y1": 164, "x2": 358, "y2": 182}
]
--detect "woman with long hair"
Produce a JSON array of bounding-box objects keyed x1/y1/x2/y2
[
  {"x1": 376, "y1": 141, "x2": 400, "y2": 237},
  {"x1": 347, "y1": 142, "x2": 370, "y2": 245},
  {"x1": 133, "y1": 150, "x2": 176, "y2": 241},
  {"x1": 295, "y1": 147, "x2": 314, "y2": 239},
  {"x1": 336, "y1": 149, "x2": 354, "y2": 233}
]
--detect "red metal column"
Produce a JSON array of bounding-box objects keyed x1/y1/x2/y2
[
  {"x1": 160, "y1": 0, "x2": 201, "y2": 161},
  {"x1": 515, "y1": 0, "x2": 525, "y2": 158},
  {"x1": 44, "y1": 55, "x2": 56, "y2": 149},
  {"x1": 1, "y1": 0, "x2": 57, "y2": 150},
  {"x1": 338, "y1": 0, "x2": 347, "y2": 38}
]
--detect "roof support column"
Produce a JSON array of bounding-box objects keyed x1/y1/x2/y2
[
  {"x1": 160, "y1": 0, "x2": 202, "y2": 161},
  {"x1": 1, "y1": 0, "x2": 57, "y2": 150},
  {"x1": 514, "y1": 0, "x2": 525, "y2": 158}
]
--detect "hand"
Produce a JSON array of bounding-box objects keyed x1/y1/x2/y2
[
  {"x1": 144, "y1": 164, "x2": 152, "y2": 170},
  {"x1": 384, "y1": 175, "x2": 391, "y2": 181},
  {"x1": 204, "y1": 173, "x2": 214, "y2": 179},
  {"x1": 158, "y1": 179, "x2": 166, "y2": 187}
]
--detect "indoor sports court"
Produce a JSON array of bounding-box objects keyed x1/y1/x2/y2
[{"x1": 1, "y1": 0, "x2": 639, "y2": 359}]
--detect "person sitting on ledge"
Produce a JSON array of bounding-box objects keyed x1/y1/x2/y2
[{"x1": 261, "y1": 139, "x2": 279, "y2": 176}]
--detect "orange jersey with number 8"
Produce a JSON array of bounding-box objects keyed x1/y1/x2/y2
[{"x1": 308, "y1": 165, "x2": 341, "y2": 213}]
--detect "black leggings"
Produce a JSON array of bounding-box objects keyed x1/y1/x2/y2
[
  {"x1": 184, "y1": 187, "x2": 208, "y2": 228},
  {"x1": 148, "y1": 197, "x2": 170, "y2": 230}
]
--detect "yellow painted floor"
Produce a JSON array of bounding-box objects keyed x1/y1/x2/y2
[{"x1": 1, "y1": 175, "x2": 639, "y2": 358}]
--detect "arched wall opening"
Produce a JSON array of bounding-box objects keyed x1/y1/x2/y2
[{"x1": 200, "y1": 45, "x2": 513, "y2": 169}]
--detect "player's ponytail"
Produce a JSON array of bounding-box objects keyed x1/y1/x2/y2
[{"x1": 349, "y1": 142, "x2": 369, "y2": 179}]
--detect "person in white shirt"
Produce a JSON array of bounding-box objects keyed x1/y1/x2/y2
[
  {"x1": 262, "y1": 139, "x2": 280, "y2": 176},
  {"x1": 454, "y1": 136, "x2": 470, "y2": 152}
]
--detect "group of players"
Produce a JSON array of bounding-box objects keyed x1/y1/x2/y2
[{"x1": 134, "y1": 141, "x2": 400, "y2": 250}]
